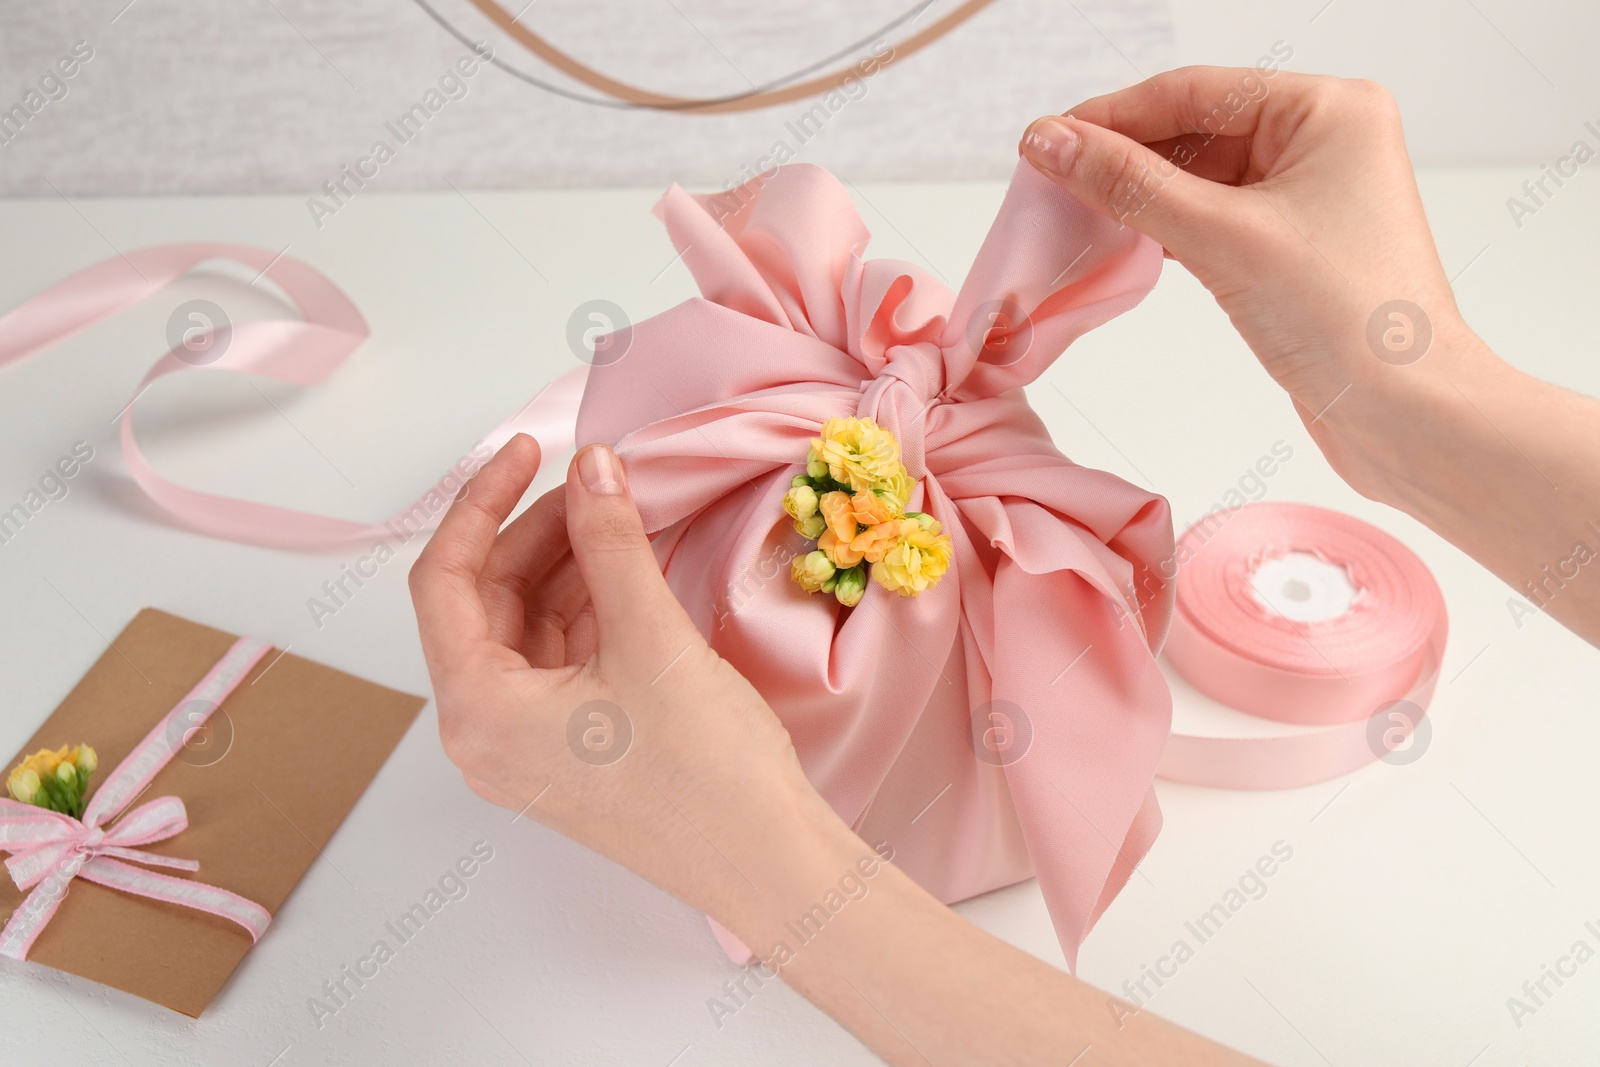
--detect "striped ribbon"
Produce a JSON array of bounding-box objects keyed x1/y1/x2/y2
[{"x1": 0, "y1": 636, "x2": 275, "y2": 959}]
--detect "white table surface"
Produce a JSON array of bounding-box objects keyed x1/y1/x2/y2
[{"x1": 0, "y1": 168, "x2": 1595, "y2": 1067}]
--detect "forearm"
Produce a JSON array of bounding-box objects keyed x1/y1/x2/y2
[
  {"x1": 715, "y1": 790, "x2": 1264, "y2": 1066},
  {"x1": 1318, "y1": 317, "x2": 1600, "y2": 646}
]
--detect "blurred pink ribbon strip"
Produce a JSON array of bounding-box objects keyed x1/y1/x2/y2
[
  {"x1": 0, "y1": 636, "x2": 275, "y2": 959},
  {"x1": 0, "y1": 244, "x2": 587, "y2": 548}
]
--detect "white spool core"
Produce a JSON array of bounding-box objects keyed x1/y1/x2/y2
[{"x1": 1249, "y1": 551, "x2": 1358, "y2": 623}]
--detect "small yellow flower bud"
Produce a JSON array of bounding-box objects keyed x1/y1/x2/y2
[
  {"x1": 879, "y1": 468, "x2": 916, "y2": 513},
  {"x1": 906, "y1": 511, "x2": 938, "y2": 532},
  {"x1": 791, "y1": 550, "x2": 837, "y2": 593},
  {"x1": 806, "y1": 448, "x2": 829, "y2": 480},
  {"x1": 54, "y1": 761, "x2": 84, "y2": 816},
  {"x1": 833, "y1": 565, "x2": 867, "y2": 607},
  {"x1": 794, "y1": 514, "x2": 827, "y2": 540},
  {"x1": 9, "y1": 767, "x2": 41, "y2": 806},
  {"x1": 782, "y1": 485, "x2": 820, "y2": 522},
  {"x1": 73, "y1": 745, "x2": 97, "y2": 777}
]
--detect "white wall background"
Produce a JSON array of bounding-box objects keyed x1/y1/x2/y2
[
  {"x1": 0, "y1": 0, "x2": 1594, "y2": 196},
  {"x1": 1169, "y1": 0, "x2": 1600, "y2": 167},
  {"x1": 0, "y1": 0, "x2": 1174, "y2": 194}
]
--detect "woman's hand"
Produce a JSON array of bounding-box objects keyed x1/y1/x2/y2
[
  {"x1": 408, "y1": 435, "x2": 837, "y2": 927},
  {"x1": 1019, "y1": 67, "x2": 1460, "y2": 416},
  {"x1": 409, "y1": 434, "x2": 1267, "y2": 1066},
  {"x1": 1021, "y1": 67, "x2": 1600, "y2": 647}
]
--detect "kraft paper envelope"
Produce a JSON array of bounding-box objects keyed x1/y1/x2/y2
[{"x1": 0, "y1": 608, "x2": 426, "y2": 1016}]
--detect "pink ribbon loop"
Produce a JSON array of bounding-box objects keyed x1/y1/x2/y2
[
  {"x1": 1, "y1": 796, "x2": 198, "y2": 890},
  {"x1": 0, "y1": 244, "x2": 587, "y2": 549},
  {"x1": 0, "y1": 636, "x2": 277, "y2": 960}
]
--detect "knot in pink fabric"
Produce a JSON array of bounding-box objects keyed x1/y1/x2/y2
[
  {"x1": 858, "y1": 342, "x2": 946, "y2": 478},
  {"x1": 75, "y1": 825, "x2": 107, "y2": 854},
  {"x1": 577, "y1": 161, "x2": 1175, "y2": 971}
]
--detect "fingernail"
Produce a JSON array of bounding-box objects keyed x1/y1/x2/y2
[
  {"x1": 577, "y1": 444, "x2": 626, "y2": 495},
  {"x1": 1020, "y1": 116, "x2": 1079, "y2": 175}
]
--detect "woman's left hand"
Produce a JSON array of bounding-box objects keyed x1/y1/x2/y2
[{"x1": 408, "y1": 435, "x2": 842, "y2": 928}]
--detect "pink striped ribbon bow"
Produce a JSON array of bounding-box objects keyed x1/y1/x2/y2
[{"x1": 0, "y1": 637, "x2": 275, "y2": 959}]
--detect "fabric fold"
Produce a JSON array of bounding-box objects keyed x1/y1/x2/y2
[{"x1": 579, "y1": 159, "x2": 1173, "y2": 969}]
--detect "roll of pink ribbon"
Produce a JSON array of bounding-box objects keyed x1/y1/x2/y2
[{"x1": 1158, "y1": 502, "x2": 1448, "y2": 790}]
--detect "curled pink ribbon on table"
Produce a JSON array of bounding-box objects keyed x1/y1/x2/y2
[
  {"x1": 0, "y1": 637, "x2": 275, "y2": 959},
  {"x1": 0, "y1": 244, "x2": 585, "y2": 548},
  {"x1": 578, "y1": 160, "x2": 1174, "y2": 969}
]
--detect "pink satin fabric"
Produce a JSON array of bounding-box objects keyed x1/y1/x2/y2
[
  {"x1": 0, "y1": 244, "x2": 585, "y2": 548},
  {"x1": 577, "y1": 160, "x2": 1174, "y2": 969},
  {"x1": 0, "y1": 637, "x2": 276, "y2": 959},
  {"x1": 1159, "y1": 502, "x2": 1448, "y2": 790}
]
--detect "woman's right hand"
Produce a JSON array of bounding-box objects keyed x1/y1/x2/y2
[
  {"x1": 1020, "y1": 67, "x2": 1600, "y2": 649},
  {"x1": 1018, "y1": 67, "x2": 1483, "y2": 500}
]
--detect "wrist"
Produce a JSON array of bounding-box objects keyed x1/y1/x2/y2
[
  {"x1": 707, "y1": 774, "x2": 878, "y2": 958},
  {"x1": 1305, "y1": 313, "x2": 1503, "y2": 514}
]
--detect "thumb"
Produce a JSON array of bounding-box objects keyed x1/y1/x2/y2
[
  {"x1": 564, "y1": 444, "x2": 699, "y2": 661},
  {"x1": 1020, "y1": 114, "x2": 1228, "y2": 262}
]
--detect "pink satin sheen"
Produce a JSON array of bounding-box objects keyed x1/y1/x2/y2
[
  {"x1": 0, "y1": 637, "x2": 277, "y2": 959},
  {"x1": 0, "y1": 244, "x2": 586, "y2": 548},
  {"x1": 1159, "y1": 502, "x2": 1448, "y2": 790},
  {"x1": 577, "y1": 161, "x2": 1175, "y2": 970}
]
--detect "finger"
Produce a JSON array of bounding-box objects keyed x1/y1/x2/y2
[
  {"x1": 1019, "y1": 113, "x2": 1232, "y2": 263},
  {"x1": 563, "y1": 444, "x2": 699, "y2": 662},
  {"x1": 1141, "y1": 132, "x2": 1256, "y2": 186},
  {"x1": 461, "y1": 771, "x2": 519, "y2": 812},
  {"x1": 481, "y1": 485, "x2": 572, "y2": 648},
  {"x1": 564, "y1": 602, "x2": 599, "y2": 667},
  {"x1": 1065, "y1": 65, "x2": 1311, "y2": 145},
  {"x1": 409, "y1": 433, "x2": 541, "y2": 671},
  {"x1": 519, "y1": 551, "x2": 592, "y2": 668}
]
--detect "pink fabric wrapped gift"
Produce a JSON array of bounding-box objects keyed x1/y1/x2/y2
[{"x1": 576, "y1": 160, "x2": 1173, "y2": 970}]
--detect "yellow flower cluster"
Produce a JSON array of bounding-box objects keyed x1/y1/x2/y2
[
  {"x1": 782, "y1": 417, "x2": 953, "y2": 605},
  {"x1": 6, "y1": 744, "x2": 98, "y2": 818}
]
